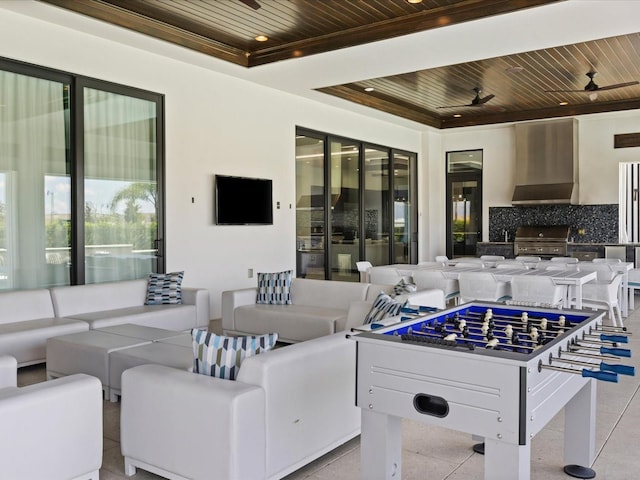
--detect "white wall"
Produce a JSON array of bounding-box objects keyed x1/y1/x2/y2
[{"x1": 0, "y1": 5, "x2": 422, "y2": 317}]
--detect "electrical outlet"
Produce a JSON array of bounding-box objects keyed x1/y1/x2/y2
[{"x1": 248, "y1": 268, "x2": 254, "y2": 278}]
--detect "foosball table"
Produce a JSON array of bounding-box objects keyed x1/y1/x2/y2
[{"x1": 349, "y1": 302, "x2": 634, "y2": 480}]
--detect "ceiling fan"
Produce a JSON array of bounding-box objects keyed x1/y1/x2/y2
[
  {"x1": 238, "y1": 0, "x2": 261, "y2": 9},
  {"x1": 437, "y1": 87, "x2": 495, "y2": 109},
  {"x1": 544, "y1": 71, "x2": 639, "y2": 99}
]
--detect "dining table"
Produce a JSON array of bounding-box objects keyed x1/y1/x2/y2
[{"x1": 386, "y1": 263, "x2": 598, "y2": 310}]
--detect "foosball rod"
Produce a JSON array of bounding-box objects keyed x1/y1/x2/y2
[
  {"x1": 466, "y1": 309, "x2": 628, "y2": 334},
  {"x1": 560, "y1": 349, "x2": 625, "y2": 361},
  {"x1": 441, "y1": 316, "x2": 560, "y2": 337},
  {"x1": 460, "y1": 311, "x2": 570, "y2": 331},
  {"x1": 550, "y1": 354, "x2": 635, "y2": 376},
  {"x1": 569, "y1": 343, "x2": 632, "y2": 358},
  {"x1": 406, "y1": 329, "x2": 535, "y2": 350},
  {"x1": 538, "y1": 362, "x2": 619, "y2": 382},
  {"x1": 582, "y1": 332, "x2": 629, "y2": 343}
]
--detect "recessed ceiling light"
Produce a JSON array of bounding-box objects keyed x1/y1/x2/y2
[
  {"x1": 407, "y1": 0, "x2": 423, "y2": 3},
  {"x1": 255, "y1": 35, "x2": 268, "y2": 42},
  {"x1": 559, "y1": 101, "x2": 569, "y2": 106},
  {"x1": 364, "y1": 87, "x2": 375, "y2": 92},
  {"x1": 453, "y1": 114, "x2": 462, "y2": 118}
]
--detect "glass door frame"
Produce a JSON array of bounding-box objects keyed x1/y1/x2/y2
[{"x1": 446, "y1": 150, "x2": 483, "y2": 259}]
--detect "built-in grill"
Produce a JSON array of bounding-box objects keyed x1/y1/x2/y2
[{"x1": 514, "y1": 225, "x2": 570, "y2": 257}]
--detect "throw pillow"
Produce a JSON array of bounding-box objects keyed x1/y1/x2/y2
[
  {"x1": 391, "y1": 278, "x2": 417, "y2": 298},
  {"x1": 256, "y1": 270, "x2": 293, "y2": 305},
  {"x1": 145, "y1": 271, "x2": 184, "y2": 305},
  {"x1": 363, "y1": 291, "x2": 408, "y2": 324},
  {"x1": 191, "y1": 329, "x2": 278, "y2": 380}
]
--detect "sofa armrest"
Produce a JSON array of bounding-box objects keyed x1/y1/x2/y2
[
  {"x1": 221, "y1": 287, "x2": 258, "y2": 333},
  {"x1": 182, "y1": 287, "x2": 211, "y2": 328},
  {"x1": 0, "y1": 374, "x2": 103, "y2": 479},
  {"x1": 121, "y1": 364, "x2": 265, "y2": 480},
  {"x1": 0, "y1": 355, "x2": 17, "y2": 388},
  {"x1": 341, "y1": 300, "x2": 374, "y2": 331}
]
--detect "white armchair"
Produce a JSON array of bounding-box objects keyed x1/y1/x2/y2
[
  {"x1": 0, "y1": 355, "x2": 103, "y2": 480},
  {"x1": 458, "y1": 272, "x2": 511, "y2": 303}
]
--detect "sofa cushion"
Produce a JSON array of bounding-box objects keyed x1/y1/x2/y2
[
  {"x1": 66, "y1": 304, "x2": 197, "y2": 330},
  {"x1": 257, "y1": 270, "x2": 293, "y2": 305},
  {"x1": 50, "y1": 280, "x2": 149, "y2": 317},
  {"x1": 145, "y1": 271, "x2": 184, "y2": 305},
  {"x1": 290, "y1": 278, "x2": 369, "y2": 311},
  {"x1": 191, "y1": 329, "x2": 278, "y2": 380},
  {"x1": 234, "y1": 304, "x2": 344, "y2": 343},
  {"x1": 363, "y1": 292, "x2": 407, "y2": 324},
  {"x1": 0, "y1": 289, "x2": 55, "y2": 325}
]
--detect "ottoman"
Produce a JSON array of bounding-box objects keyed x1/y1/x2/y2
[
  {"x1": 96, "y1": 323, "x2": 186, "y2": 342},
  {"x1": 46, "y1": 330, "x2": 152, "y2": 399},
  {"x1": 109, "y1": 341, "x2": 193, "y2": 402}
]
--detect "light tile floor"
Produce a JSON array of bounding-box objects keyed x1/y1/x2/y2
[{"x1": 17, "y1": 311, "x2": 640, "y2": 479}]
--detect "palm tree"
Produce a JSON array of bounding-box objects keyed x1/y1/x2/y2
[{"x1": 110, "y1": 182, "x2": 157, "y2": 219}]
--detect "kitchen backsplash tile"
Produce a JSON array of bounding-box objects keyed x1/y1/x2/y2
[{"x1": 489, "y1": 204, "x2": 617, "y2": 243}]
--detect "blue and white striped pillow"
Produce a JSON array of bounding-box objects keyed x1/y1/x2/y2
[
  {"x1": 145, "y1": 271, "x2": 184, "y2": 305},
  {"x1": 364, "y1": 291, "x2": 408, "y2": 324},
  {"x1": 256, "y1": 270, "x2": 293, "y2": 305},
  {"x1": 392, "y1": 278, "x2": 417, "y2": 297},
  {"x1": 191, "y1": 329, "x2": 278, "y2": 380}
]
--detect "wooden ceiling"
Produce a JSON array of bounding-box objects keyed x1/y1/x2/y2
[{"x1": 38, "y1": 0, "x2": 640, "y2": 128}]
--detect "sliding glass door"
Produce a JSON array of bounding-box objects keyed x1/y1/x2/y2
[
  {"x1": 82, "y1": 86, "x2": 161, "y2": 283},
  {"x1": 295, "y1": 127, "x2": 418, "y2": 281},
  {"x1": 0, "y1": 69, "x2": 71, "y2": 289},
  {"x1": 0, "y1": 57, "x2": 164, "y2": 290}
]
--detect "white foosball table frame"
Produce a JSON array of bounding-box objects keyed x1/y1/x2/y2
[{"x1": 352, "y1": 303, "x2": 605, "y2": 480}]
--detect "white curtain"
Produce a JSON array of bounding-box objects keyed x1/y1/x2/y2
[
  {"x1": 619, "y1": 162, "x2": 640, "y2": 244},
  {"x1": 83, "y1": 88, "x2": 158, "y2": 283},
  {"x1": 0, "y1": 70, "x2": 69, "y2": 289}
]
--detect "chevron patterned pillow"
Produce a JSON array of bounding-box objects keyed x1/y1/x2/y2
[
  {"x1": 363, "y1": 291, "x2": 408, "y2": 325},
  {"x1": 256, "y1": 270, "x2": 293, "y2": 305},
  {"x1": 191, "y1": 329, "x2": 279, "y2": 380},
  {"x1": 144, "y1": 271, "x2": 184, "y2": 305}
]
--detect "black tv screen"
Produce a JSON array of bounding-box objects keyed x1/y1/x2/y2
[{"x1": 215, "y1": 175, "x2": 273, "y2": 225}]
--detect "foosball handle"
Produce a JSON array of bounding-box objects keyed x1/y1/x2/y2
[
  {"x1": 600, "y1": 346, "x2": 632, "y2": 357},
  {"x1": 600, "y1": 362, "x2": 636, "y2": 376},
  {"x1": 564, "y1": 464, "x2": 596, "y2": 479},
  {"x1": 599, "y1": 334, "x2": 629, "y2": 344},
  {"x1": 581, "y1": 369, "x2": 618, "y2": 382}
]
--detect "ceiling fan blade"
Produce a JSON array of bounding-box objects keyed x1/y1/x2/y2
[
  {"x1": 595, "y1": 80, "x2": 639, "y2": 91},
  {"x1": 477, "y1": 94, "x2": 495, "y2": 105},
  {"x1": 238, "y1": 0, "x2": 261, "y2": 10},
  {"x1": 436, "y1": 103, "x2": 473, "y2": 109}
]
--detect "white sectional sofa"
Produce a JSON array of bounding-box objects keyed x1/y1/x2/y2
[
  {"x1": 0, "y1": 355, "x2": 103, "y2": 480},
  {"x1": 0, "y1": 279, "x2": 210, "y2": 366},
  {"x1": 0, "y1": 289, "x2": 90, "y2": 366},
  {"x1": 121, "y1": 332, "x2": 360, "y2": 480},
  {"x1": 222, "y1": 277, "x2": 444, "y2": 343}
]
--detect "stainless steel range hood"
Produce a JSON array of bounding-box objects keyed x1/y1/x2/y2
[{"x1": 512, "y1": 118, "x2": 578, "y2": 205}]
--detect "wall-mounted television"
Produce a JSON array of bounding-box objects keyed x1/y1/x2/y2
[{"x1": 215, "y1": 175, "x2": 273, "y2": 225}]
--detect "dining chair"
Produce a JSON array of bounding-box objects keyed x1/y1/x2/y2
[
  {"x1": 515, "y1": 256, "x2": 542, "y2": 262},
  {"x1": 510, "y1": 275, "x2": 567, "y2": 308},
  {"x1": 356, "y1": 261, "x2": 373, "y2": 283},
  {"x1": 454, "y1": 262, "x2": 485, "y2": 268},
  {"x1": 458, "y1": 272, "x2": 511, "y2": 303},
  {"x1": 550, "y1": 257, "x2": 578, "y2": 264},
  {"x1": 480, "y1": 255, "x2": 505, "y2": 261},
  {"x1": 573, "y1": 273, "x2": 623, "y2": 327},
  {"x1": 495, "y1": 260, "x2": 528, "y2": 269},
  {"x1": 434, "y1": 255, "x2": 449, "y2": 265},
  {"x1": 627, "y1": 268, "x2": 640, "y2": 310},
  {"x1": 592, "y1": 258, "x2": 622, "y2": 263},
  {"x1": 369, "y1": 266, "x2": 406, "y2": 285},
  {"x1": 412, "y1": 269, "x2": 459, "y2": 306}
]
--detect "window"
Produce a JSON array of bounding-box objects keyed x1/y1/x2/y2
[
  {"x1": 619, "y1": 162, "x2": 640, "y2": 243},
  {"x1": 0, "y1": 57, "x2": 164, "y2": 290},
  {"x1": 295, "y1": 127, "x2": 418, "y2": 281}
]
